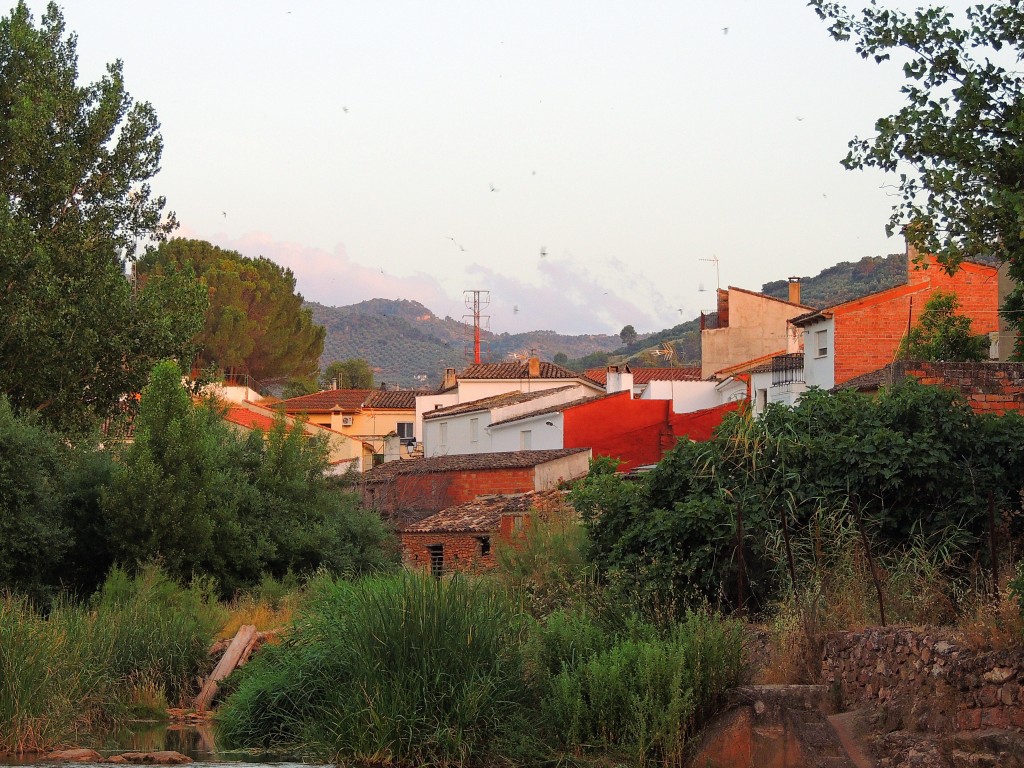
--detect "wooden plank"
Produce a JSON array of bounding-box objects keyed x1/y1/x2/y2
[{"x1": 194, "y1": 624, "x2": 257, "y2": 712}]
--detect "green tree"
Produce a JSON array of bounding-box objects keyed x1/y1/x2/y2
[
  {"x1": 810, "y1": 1, "x2": 1024, "y2": 346},
  {"x1": 619, "y1": 324, "x2": 638, "y2": 346},
  {"x1": 321, "y1": 358, "x2": 374, "y2": 390},
  {"x1": 141, "y1": 239, "x2": 325, "y2": 383},
  {"x1": 900, "y1": 290, "x2": 990, "y2": 362},
  {"x1": 552, "y1": 352, "x2": 569, "y2": 366},
  {"x1": 0, "y1": 2, "x2": 204, "y2": 431}
]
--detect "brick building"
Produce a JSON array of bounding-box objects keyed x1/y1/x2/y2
[
  {"x1": 361, "y1": 448, "x2": 591, "y2": 526},
  {"x1": 399, "y1": 489, "x2": 571, "y2": 575},
  {"x1": 838, "y1": 360, "x2": 1024, "y2": 415},
  {"x1": 791, "y1": 251, "x2": 999, "y2": 389}
]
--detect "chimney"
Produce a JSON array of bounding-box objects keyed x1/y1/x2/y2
[
  {"x1": 788, "y1": 277, "x2": 801, "y2": 305},
  {"x1": 605, "y1": 364, "x2": 634, "y2": 394},
  {"x1": 442, "y1": 367, "x2": 457, "y2": 390},
  {"x1": 527, "y1": 356, "x2": 540, "y2": 377}
]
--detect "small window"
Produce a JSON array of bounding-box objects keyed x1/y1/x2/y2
[
  {"x1": 757, "y1": 388, "x2": 767, "y2": 411},
  {"x1": 470, "y1": 417, "x2": 479, "y2": 443},
  {"x1": 440, "y1": 422, "x2": 448, "y2": 446},
  {"x1": 397, "y1": 421, "x2": 414, "y2": 446},
  {"x1": 520, "y1": 430, "x2": 532, "y2": 450},
  {"x1": 427, "y1": 544, "x2": 444, "y2": 577},
  {"x1": 477, "y1": 536, "x2": 491, "y2": 556},
  {"x1": 815, "y1": 329, "x2": 828, "y2": 358}
]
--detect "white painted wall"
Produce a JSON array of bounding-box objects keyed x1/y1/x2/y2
[
  {"x1": 639, "y1": 380, "x2": 721, "y2": 413},
  {"x1": 802, "y1": 317, "x2": 835, "y2": 391},
  {"x1": 489, "y1": 413, "x2": 564, "y2": 453},
  {"x1": 415, "y1": 392, "x2": 459, "y2": 447},
  {"x1": 421, "y1": 409, "x2": 494, "y2": 456}
]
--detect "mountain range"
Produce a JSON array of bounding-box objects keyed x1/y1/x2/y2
[{"x1": 308, "y1": 252, "x2": 909, "y2": 388}]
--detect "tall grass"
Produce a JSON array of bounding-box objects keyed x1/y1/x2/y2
[
  {"x1": 218, "y1": 572, "x2": 534, "y2": 766},
  {"x1": 0, "y1": 565, "x2": 223, "y2": 753},
  {"x1": 529, "y1": 609, "x2": 746, "y2": 767}
]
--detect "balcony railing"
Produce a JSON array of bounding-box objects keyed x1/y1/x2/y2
[
  {"x1": 771, "y1": 353, "x2": 805, "y2": 386},
  {"x1": 700, "y1": 310, "x2": 722, "y2": 330}
]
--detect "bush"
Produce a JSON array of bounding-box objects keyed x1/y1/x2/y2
[{"x1": 218, "y1": 572, "x2": 534, "y2": 766}]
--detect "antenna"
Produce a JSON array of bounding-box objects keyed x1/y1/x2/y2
[
  {"x1": 463, "y1": 290, "x2": 490, "y2": 364},
  {"x1": 699, "y1": 255, "x2": 720, "y2": 291}
]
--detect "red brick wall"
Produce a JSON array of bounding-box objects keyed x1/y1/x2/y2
[
  {"x1": 367, "y1": 467, "x2": 537, "y2": 521},
  {"x1": 833, "y1": 259, "x2": 998, "y2": 385},
  {"x1": 888, "y1": 361, "x2": 1024, "y2": 415},
  {"x1": 400, "y1": 531, "x2": 497, "y2": 574}
]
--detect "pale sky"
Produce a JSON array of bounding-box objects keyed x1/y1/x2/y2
[{"x1": 26, "y1": 1, "x2": 977, "y2": 335}]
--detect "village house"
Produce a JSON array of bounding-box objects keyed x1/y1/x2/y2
[
  {"x1": 276, "y1": 387, "x2": 429, "y2": 467},
  {"x1": 361, "y1": 447, "x2": 591, "y2": 526},
  {"x1": 700, "y1": 280, "x2": 811, "y2": 379},
  {"x1": 414, "y1": 358, "x2": 604, "y2": 443},
  {"x1": 399, "y1": 489, "x2": 571, "y2": 575}
]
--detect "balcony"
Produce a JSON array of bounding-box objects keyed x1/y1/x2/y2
[
  {"x1": 771, "y1": 353, "x2": 804, "y2": 386},
  {"x1": 700, "y1": 310, "x2": 724, "y2": 330}
]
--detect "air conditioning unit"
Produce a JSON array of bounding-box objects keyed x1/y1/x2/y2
[{"x1": 341, "y1": 415, "x2": 354, "y2": 426}]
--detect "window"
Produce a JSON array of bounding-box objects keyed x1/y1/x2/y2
[
  {"x1": 470, "y1": 417, "x2": 479, "y2": 443},
  {"x1": 440, "y1": 422, "x2": 448, "y2": 446},
  {"x1": 427, "y1": 544, "x2": 444, "y2": 577},
  {"x1": 815, "y1": 329, "x2": 828, "y2": 358},
  {"x1": 477, "y1": 536, "x2": 491, "y2": 556},
  {"x1": 756, "y1": 388, "x2": 767, "y2": 411},
  {"x1": 520, "y1": 430, "x2": 532, "y2": 450},
  {"x1": 397, "y1": 421, "x2": 414, "y2": 446}
]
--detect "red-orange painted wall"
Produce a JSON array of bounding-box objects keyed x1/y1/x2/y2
[
  {"x1": 832, "y1": 258, "x2": 998, "y2": 385},
  {"x1": 669, "y1": 401, "x2": 742, "y2": 442},
  {"x1": 562, "y1": 391, "x2": 670, "y2": 471}
]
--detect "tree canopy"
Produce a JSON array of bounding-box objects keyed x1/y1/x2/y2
[
  {"x1": 900, "y1": 290, "x2": 990, "y2": 362},
  {"x1": 619, "y1": 325, "x2": 638, "y2": 346},
  {"x1": 321, "y1": 358, "x2": 374, "y2": 390},
  {"x1": 141, "y1": 239, "x2": 325, "y2": 383},
  {"x1": 0, "y1": 2, "x2": 203, "y2": 431},
  {"x1": 810, "y1": 1, "x2": 1024, "y2": 345}
]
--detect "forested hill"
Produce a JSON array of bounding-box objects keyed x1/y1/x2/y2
[
  {"x1": 760, "y1": 253, "x2": 906, "y2": 307},
  {"x1": 308, "y1": 299, "x2": 620, "y2": 388}
]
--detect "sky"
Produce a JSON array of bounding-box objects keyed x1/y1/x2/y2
[{"x1": 24, "y1": 1, "x2": 980, "y2": 335}]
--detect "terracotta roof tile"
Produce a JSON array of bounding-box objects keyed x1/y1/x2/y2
[
  {"x1": 584, "y1": 367, "x2": 703, "y2": 385},
  {"x1": 833, "y1": 367, "x2": 888, "y2": 392},
  {"x1": 365, "y1": 390, "x2": 431, "y2": 410},
  {"x1": 401, "y1": 489, "x2": 572, "y2": 533},
  {"x1": 459, "y1": 361, "x2": 591, "y2": 380},
  {"x1": 363, "y1": 448, "x2": 590, "y2": 482},
  {"x1": 276, "y1": 388, "x2": 375, "y2": 412},
  {"x1": 422, "y1": 387, "x2": 576, "y2": 420},
  {"x1": 224, "y1": 408, "x2": 277, "y2": 431}
]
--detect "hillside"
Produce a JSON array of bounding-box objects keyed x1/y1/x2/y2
[
  {"x1": 568, "y1": 253, "x2": 909, "y2": 370},
  {"x1": 309, "y1": 299, "x2": 620, "y2": 388}
]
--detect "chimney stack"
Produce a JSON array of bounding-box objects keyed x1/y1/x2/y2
[
  {"x1": 788, "y1": 277, "x2": 801, "y2": 305},
  {"x1": 605, "y1": 364, "x2": 634, "y2": 395},
  {"x1": 442, "y1": 368, "x2": 457, "y2": 390},
  {"x1": 527, "y1": 357, "x2": 540, "y2": 377}
]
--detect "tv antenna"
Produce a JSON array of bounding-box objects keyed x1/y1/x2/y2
[
  {"x1": 463, "y1": 290, "x2": 491, "y2": 364},
  {"x1": 699, "y1": 255, "x2": 720, "y2": 291}
]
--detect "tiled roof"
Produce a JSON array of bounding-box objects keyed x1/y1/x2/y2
[
  {"x1": 363, "y1": 448, "x2": 590, "y2": 481},
  {"x1": 224, "y1": 408, "x2": 277, "y2": 431},
  {"x1": 401, "y1": 489, "x2": 572, "y2": 533},
  {"x1": 422, "y1": 387, "x2": 576, "y2": 420},
  {"x1": 833, "y1": 367, "x2": 888, "y2": 392},
  {"x1": 459, "y1": 361, "x2": 589, "y2": 380},
  {"x1": 713, "y1": 350, "x2": 787, "y2": 378},
  {"x1": 488, "y1": 392, "x2": 620, "y2": 427},
  {"x1": 276, "y1": 388, "x2": 375, "y2": 412},
  {"x1": 584, "y1": 367, "x2": 702, "y2": 385},
  {"x1": 365, "y1": 390, "x2": 430, "y2": 410}
]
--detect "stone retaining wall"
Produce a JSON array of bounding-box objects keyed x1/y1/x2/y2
[{"x1": 822, "y1": 628, "x2": 1024, "y2": 732}]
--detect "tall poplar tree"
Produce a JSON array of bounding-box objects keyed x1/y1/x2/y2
[{"x1": 0, "y1": 2, "x2": 204, "y2": 431}]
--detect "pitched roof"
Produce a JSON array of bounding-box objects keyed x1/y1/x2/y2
[
  {"x1": 223, "y1": 407, "x2": 277, "y2": 431},
  {"x1": 584, "y1": 367, "x2": 703, "y2": 385},
  {"x1": 422, "y1": 387, "x2": 576, "y2": 420},
  {"x1": 488, "y1": 392, "x2": 621, "y2": 427},
  {"x1": 276, "y1": 388, "x2": 376, "y2": 412},
  {"x1": 727, "y1": 285, "x2": 815, "y2": 309},
  {"x1": 833, "y1": 367, "x2": 888, "y2": 392},
  {"x1": 459, "y1": 361, "x2": 590, "y2": 380},
  {"x1": 713, "y1": 350, "x2": 787, "y2": 378},
  {"x1": 401, "y1": 489, "x2": 571, "y2": 533},
  {"x1": 364, "y1": 390, "x2": 430, "y2": 410},
  {"x1": 362, "y1": 448, "x2": 590, "y2": 481}
]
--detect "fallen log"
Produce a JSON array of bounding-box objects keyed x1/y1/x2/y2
[{"x1": 194, "y1": 624, "x2": 257, "y2": 712}]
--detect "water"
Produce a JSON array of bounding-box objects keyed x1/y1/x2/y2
[{"x1": 1, "y1": 722, "x2": 322, "y2": 768}]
